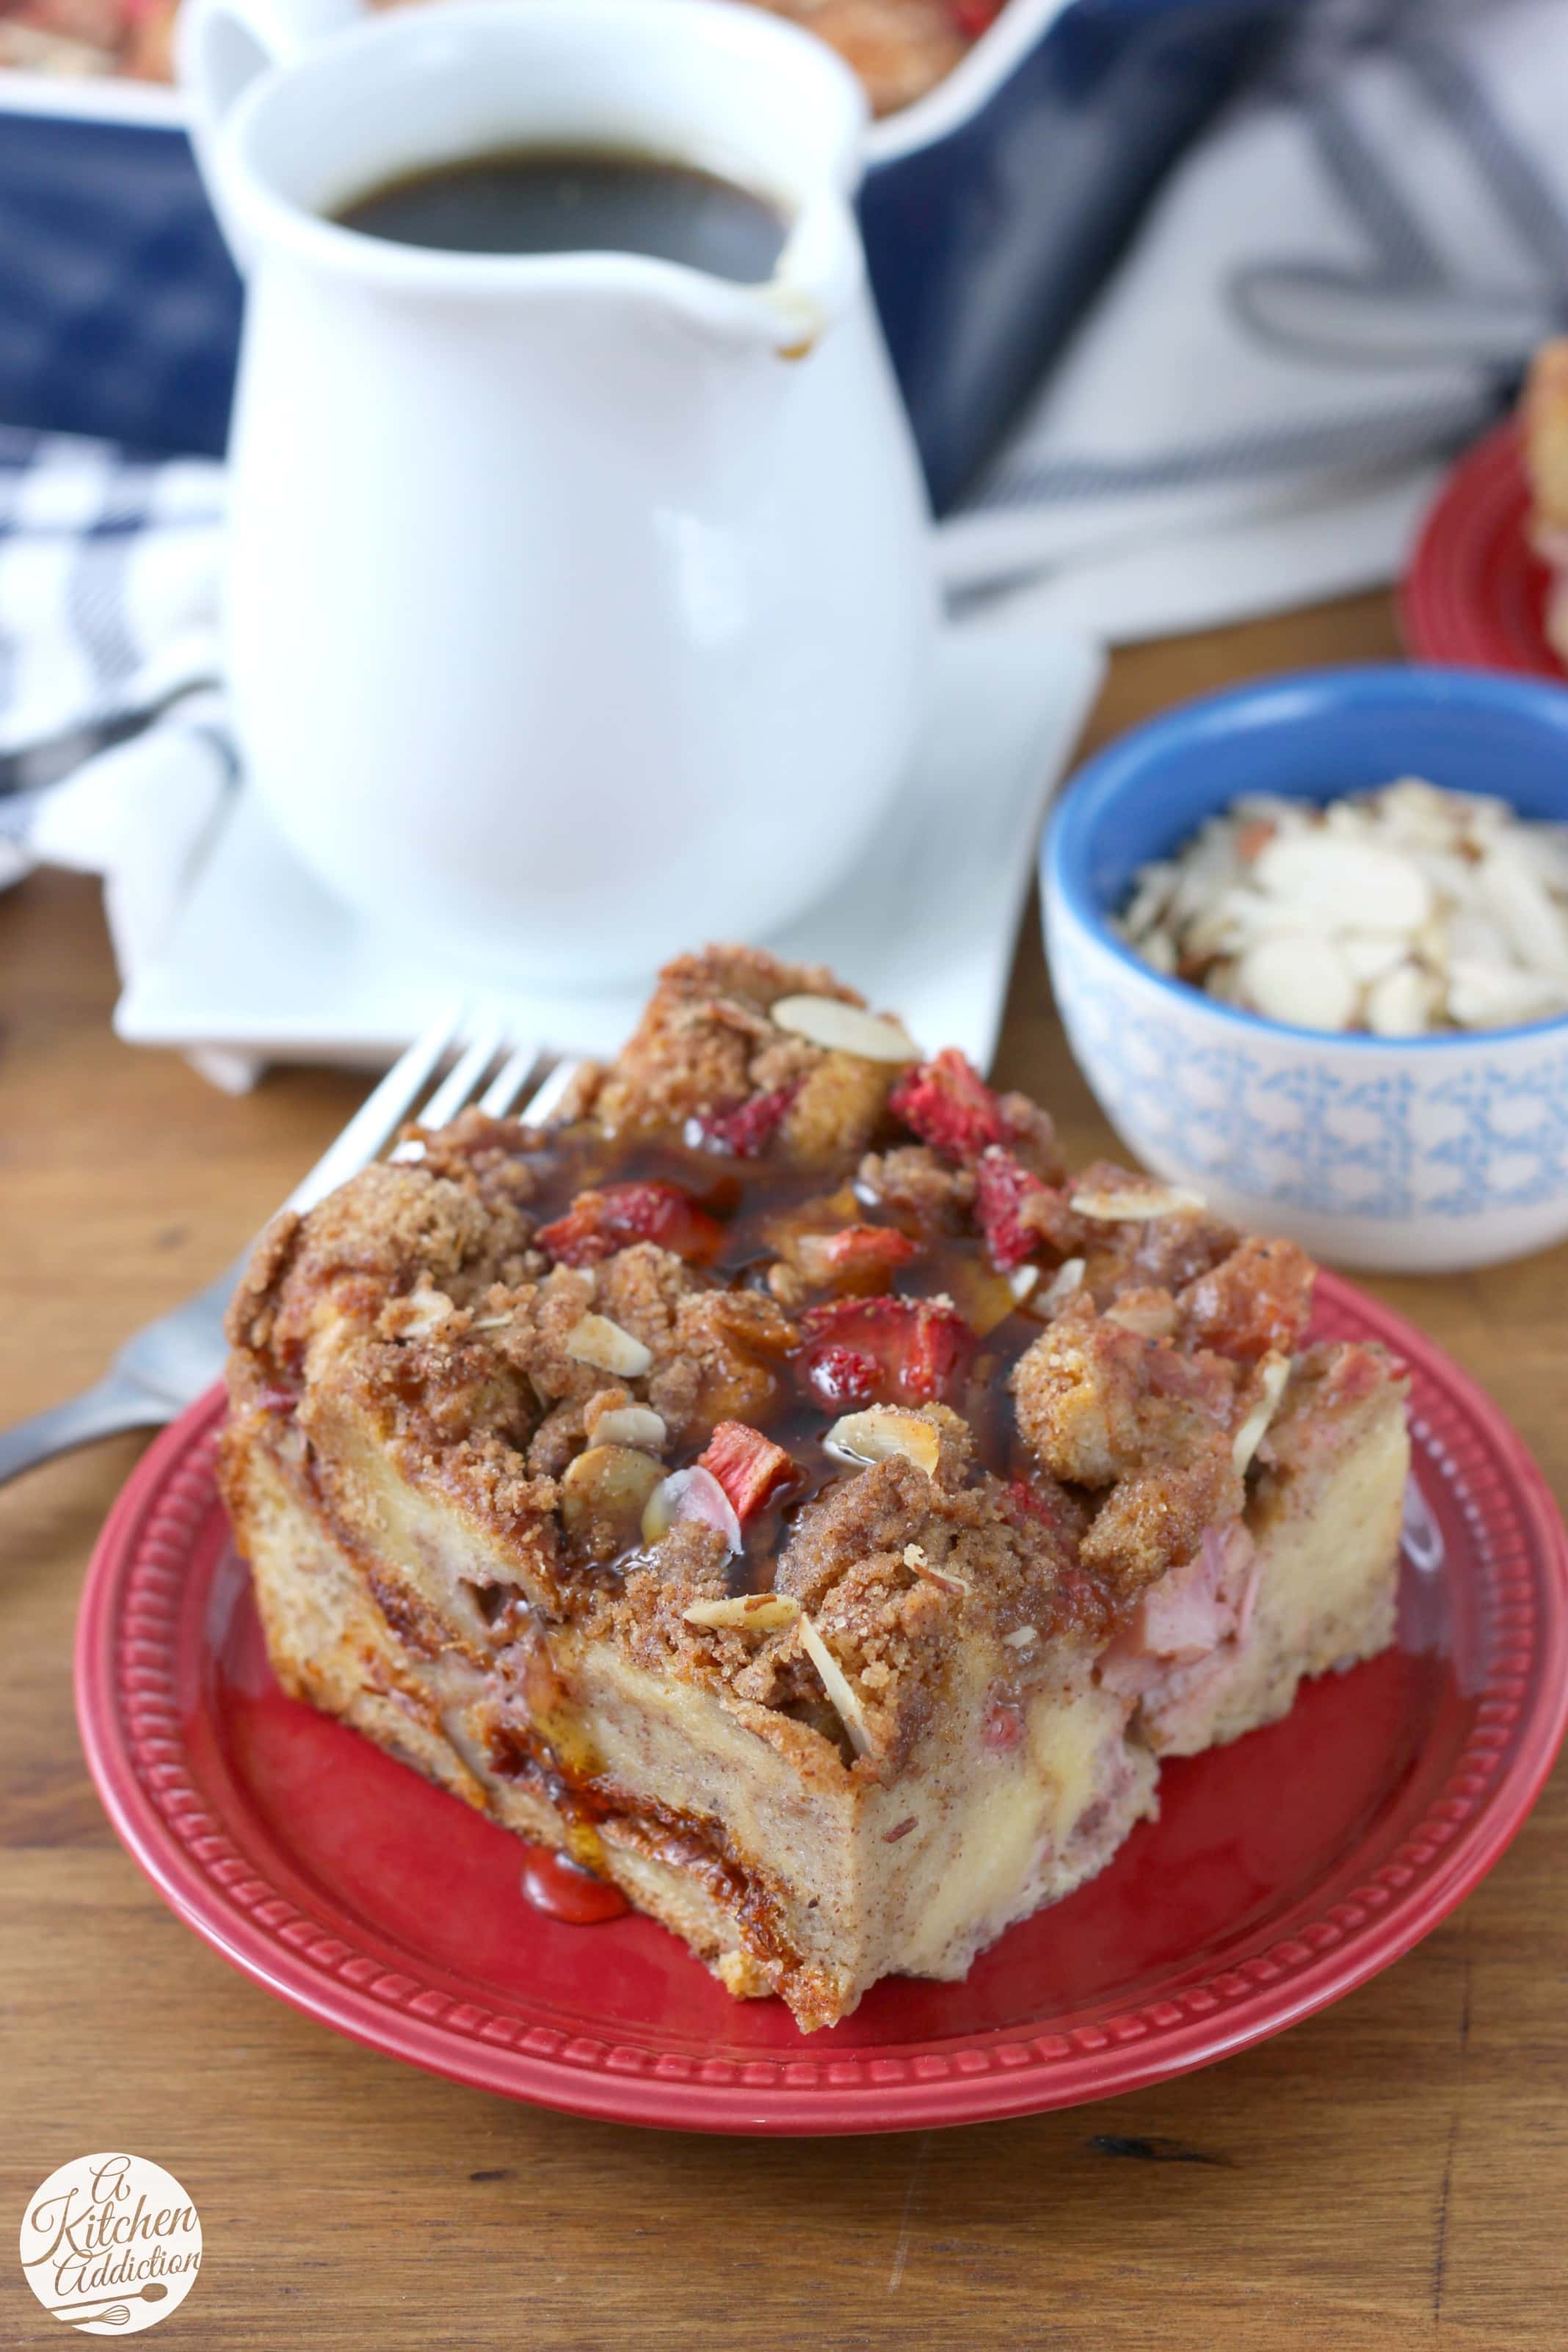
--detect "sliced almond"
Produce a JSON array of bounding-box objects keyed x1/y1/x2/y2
[
  {"x1": 565, "y1": 1313, "x2": 653, "y2": 1378},
  {"x1": 589, "y1": 1403, "x2": 668, "y2": 1451},
  {"x1": 1069, "y1": 1185, "x2": 1205, "y2": 1223},
  {"x1": 1447, "y1": 958, "x2": 1567, "y2": 1029},
  {"x1": 388, "y1": 1283, "x2": 456, "y2": 1339},
  {"x1": 766, "y1": 1260, "x2": 807, "y2": 1311},
  {"x1": 1232, "y1": 1352, "x2": 1291, "y2": 1476},
  {"x1": 1008, "y1": 1264, "x2": 1041, "y2": 1305},
  {"x1": 1122, "y1": 863, "x2": 1177, "y2": 940},
  {"x1": 799, "y1": 1615, "x2": 874, "y2": 1757},
  {"x1": 769, "y1": 994, "x2": 919, "y2": 1064},
  {"x1": 1363, "y1": 962, "x2": 1434, "y2": 1038},
  {"x1": 1104, "y1": 1293, "x2": 1178, "y2": 1340},
  {"x1": 559, "y1": 1445, "x2": 666, "y2": 1556},
  {"x1": 901, "y1": 1542, "x2": 970, "y2": 1597},
  {"x1": 683, "y1": 1593, "x2": 802, "y2": 1633},
  {"x1": 1235, "y1": 934, "x2": 1358, "y2": 1031},
  {"x1": 1254, "y1": 833, "x2": 1432, "y2": 933},
  {"x1": 1337, "y1": 932, "x2": 1411, "y2": 985},
  {"x1": 1476, "y1": 839, "x2": 1568, "y2": 981},
  {"x1": 1037, "y1": 1257, "x2": 1086, "y2": 1315},
  {"x1": 642, "y1": 1464, "x2": 743, "y2": 1556},
  {"x1": 824, "y1": 1407, "x2": 940, "y2": 1476}
]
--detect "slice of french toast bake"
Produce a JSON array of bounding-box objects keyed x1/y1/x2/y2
[{"x1": 222, "y1": 947, "x2": 1409, "y2": 2029}]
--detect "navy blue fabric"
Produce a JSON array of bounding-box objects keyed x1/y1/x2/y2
[
  {"x1": 862, "y1": 0, "x2": 1303, "y2": 510},
  {"x1": 0, "y1": 114, "x2": 241, "y2": 457}
]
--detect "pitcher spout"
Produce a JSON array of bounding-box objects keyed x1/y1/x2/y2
[{"x1": 653, "y1": 188, "x2": 866, "y2": 360}]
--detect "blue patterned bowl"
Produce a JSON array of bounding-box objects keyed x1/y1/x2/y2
[{"x1": 1043, "y1": 666, "x2": 1568, "y2": 1274}]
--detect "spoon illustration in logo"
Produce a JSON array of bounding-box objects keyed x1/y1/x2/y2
[{"x1": 46, "y1": 2282, "x2": 170, "y2": 2326}]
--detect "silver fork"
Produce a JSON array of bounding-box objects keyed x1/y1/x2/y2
[{"x1": 0, "y1": 1012, "x2": 582, "y2": 1487}]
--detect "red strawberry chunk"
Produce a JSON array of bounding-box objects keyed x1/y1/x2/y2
[
  {"x1": 531, "y1": 1204, "x2": 612, "y2": 1266},
  {"x1": 795, "y1": 1222, "x2": 920, "y2": 1296},
  {"x1": 951, "y1": 0, "x2": 1001, "y2": 32},
  {"x1": 537, "y1": 1180, "x2": 723, "y2": 1268},
  {"x1": 888, "y1": 1048, "x2": 1011, "y2": 1163},
  {"x1": 692, "y1": 1084, "x2": 800, "y2": 1158},
  {"x1": 804, "y1": 1343, "x2": 883, "y2": 1410},
  {"x1": 821, "y1": 1225, "x2": 917, "y2": 1277},
  {"x1": 983, "y1": 1702, "x2": 1023, "y2": 1752},
  {"x1": 1007, "y1": 1476, "x2": 1062, "y2": 1531},
  {"x1": 973, "y1": 1146, "x2": 1048, "y2": 1271},
  {"x1": 697, "y1": 1420, "x2": 797, "y2": 1523},
  {"x1": 799, "y1": 1294, "x2": 974, "y2": 1407}
]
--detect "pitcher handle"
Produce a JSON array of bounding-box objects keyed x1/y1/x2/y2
[
  {"x1": 178, "y1": 0, "x2": 362, "y2": 123},
  {"x1": 177, "y1": 0, "x2": 363, "y2": 264}
]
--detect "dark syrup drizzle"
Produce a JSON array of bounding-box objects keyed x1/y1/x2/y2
[{"x1": 504, "y1": 1122, "x2": 1050, "y2": 1598}]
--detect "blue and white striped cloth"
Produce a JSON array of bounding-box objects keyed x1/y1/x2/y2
[
  {"x1": 0, "y1": 432, "x2": 232, "y2": 1070},
  {"x1": 0, "y1": 426, "x2": 221, "y2": 790},
  {"x1": 2, "y1": 0, "x2": 1566, "y2": 932}
]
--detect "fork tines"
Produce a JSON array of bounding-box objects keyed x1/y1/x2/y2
[{"x1": 288, "y1": 1012, "x2": 573, "y2": 1219}]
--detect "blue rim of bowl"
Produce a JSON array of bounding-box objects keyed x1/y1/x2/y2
[{"x1": 1044, "y1": 663, "x2": 1568, "y2": 1054}]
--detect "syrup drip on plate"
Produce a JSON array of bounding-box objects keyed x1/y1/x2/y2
[{"x1": 521, "y1": 1848, "x2": 630, "y2": 1924}]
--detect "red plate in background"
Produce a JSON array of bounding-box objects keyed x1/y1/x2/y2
[
  {"x1": 1401, "y1": 418, "x2": 1564, "y2": 678},
  {"x1": 76, "y1": 1276, "x2": 1568, "y2": 2135}
]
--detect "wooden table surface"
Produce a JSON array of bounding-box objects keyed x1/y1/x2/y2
[{"x1": 4, "y1": 590, "x2": 1564, "y2": 2352}]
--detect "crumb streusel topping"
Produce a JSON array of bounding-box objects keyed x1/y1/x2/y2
[{"x1": 226, "y1": 945, "x2": 1394, "y2": 1776}]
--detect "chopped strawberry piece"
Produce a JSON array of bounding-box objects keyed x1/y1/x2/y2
[
  {"x1": 692, "y1": 1084, "x2": 800, "y2": 1158},
  {"x1": 950, "y1": 0, "x2": 1001, "y2": 32},
  {"x1": 888, "y1": 1048, "x2": 1011, "y2": 1163},
  {"x1": 697, "y1": 1420, "x2": 797, "y2": 1523},
  {"x1": 534, "y1": 1205, "x2": 616, "y2": 1266},
  {"x1": 1006, "y1": 1471, "x2": 1092, "y2": 1546},
  {"x1": 1006, "y1": 1475, "x2": 1051, "y2": 1527},
  {"x1": 822, "y1": 1224, "x2": 917, "y2": 1275},
  {"x1": 973, "y1": 1147, "x2": 1048, "y2": 1271},
  {"x1": 796, "y1": 1222, "x2": 920, "y2": 1296},
  {"x1": 983, "y1": 1702, "x2": 1023, "y2": 1752},
  {"x1": 804, "y1": 1343, "x2": 883, "y2": 1410},
  {"x1": 537, "y1": 1180, "x2": 723, "y2": 1267},
  {"x1": 799, "y1": 1294, "x2": 974, "y2": 1407}
]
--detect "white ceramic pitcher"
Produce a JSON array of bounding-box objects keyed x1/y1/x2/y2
[{"x1": 178, "y1": 0, "x2": 934, "y2": 985}]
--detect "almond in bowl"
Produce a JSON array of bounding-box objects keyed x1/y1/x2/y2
[
  {"x1": 1043, "y1": 664, "x2": 1568, "y2": 1274},
  {"x1": 1119, "y1": 777, "x2": 1568, "y2": 1037}
]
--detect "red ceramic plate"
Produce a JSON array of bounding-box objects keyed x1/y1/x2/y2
[
  {"x1": 76, "y1": 1277, "x2": 1568, "y2": 2135},
  {"x1": 1401, "y1": 418, "x2": 1564, "y2": 676}
]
